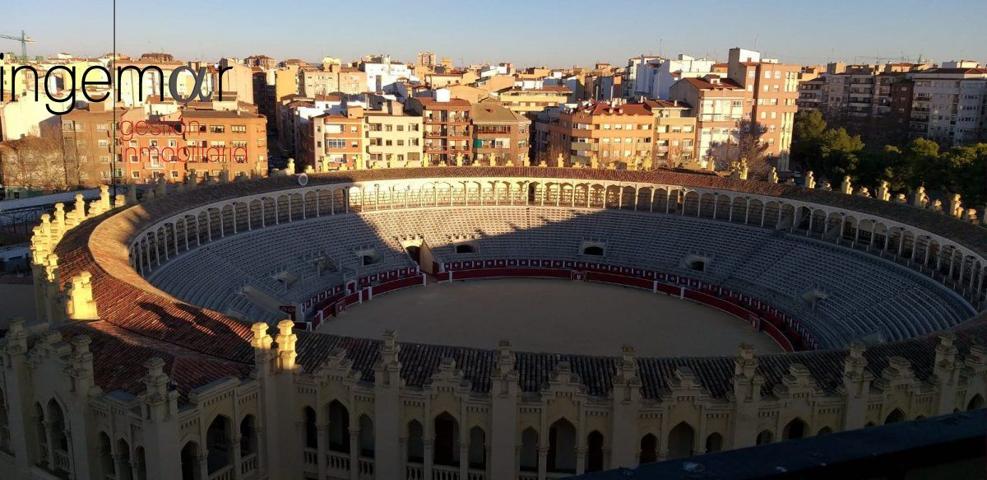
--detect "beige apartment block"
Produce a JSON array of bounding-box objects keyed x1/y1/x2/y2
[
  {"x1": 645, "y1": 100, "x2": 698, "y2": 169},
  {"x1": 364, "y1": 101, "x2": 424, "y2": 168},
  {"x1": 499, "y1": 86, "x2": 571, "y2": 118}
]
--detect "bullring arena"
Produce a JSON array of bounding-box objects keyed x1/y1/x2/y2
[{"x1": 2, "y1": 166, "x2": 987, "y2": 480}]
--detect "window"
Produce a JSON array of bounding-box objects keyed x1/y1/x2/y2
[{"x1": 231, "y1": 125, "x2": 247, "y2": 133}]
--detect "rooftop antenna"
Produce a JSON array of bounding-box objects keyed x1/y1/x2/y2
[
  {"x1": 753, "y1": 34, "x2": 758, "y2": 50},
  {"x1": 659, "y1": 38, "x2": 663, "y2": 57}
]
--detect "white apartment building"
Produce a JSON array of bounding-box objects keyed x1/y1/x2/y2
[
  {"x1": 634, "y1": 55, "x2": 714, "y2": 100},
  {"x1": 361, "y1": 56, "x2": 414, "y2": 93},
  {"x1": 910, "y1": 64, "x2": 987, "y2": 146}
]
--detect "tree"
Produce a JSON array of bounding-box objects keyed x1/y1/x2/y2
[
  {"x1": 735, "y1": 119, "x2": 771, "y2": 175},
  {"x1": 791, "y1": 110, "x2": 827, "y2": 168}
]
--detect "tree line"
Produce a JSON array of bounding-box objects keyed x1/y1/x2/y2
[{"x1": 791, "y1": 110, "x2": 986, "y2": 206}]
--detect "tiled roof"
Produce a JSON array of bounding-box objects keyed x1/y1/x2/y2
[
  {"x1": 50, "y1": 167, "x2": 987, "y2": 402},
  {"x1": 681, "y1": 76, "x2": 745, "y2": 90}
]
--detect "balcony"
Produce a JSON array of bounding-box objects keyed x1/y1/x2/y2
[{"x1": 208, "y1": 465, "x2": 234, "y2": 480}]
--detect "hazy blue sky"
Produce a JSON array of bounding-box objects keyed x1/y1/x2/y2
[{"x1": 6, "y1": 0, "x2": 987, "y2": 66}]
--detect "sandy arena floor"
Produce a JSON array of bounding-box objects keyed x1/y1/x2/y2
[{"x1": 317, "y1": 278, "x2": 781, "y2": 356}]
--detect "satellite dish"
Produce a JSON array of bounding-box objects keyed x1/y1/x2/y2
[{"x1": 297, "y1": 173, "x2": 309, "y2": 186}]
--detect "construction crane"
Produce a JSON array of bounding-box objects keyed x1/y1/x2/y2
[{"x1": 0, "y1": 31, "x2": 35, "y2": 61}]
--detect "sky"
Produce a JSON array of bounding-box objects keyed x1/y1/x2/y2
[{"x1": 6, "y1": 0, "x2": 987, "y2": 67}]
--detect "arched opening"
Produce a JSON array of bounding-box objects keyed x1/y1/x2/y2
[
  {"x1": 586, "y1": 430, "x2": 605, "y2": 472},
  {"x1": 520, "y1": 428, "x2": 539, "y2": 472},
  {"x1": 582, "y1": 245, "x2": 604, "y2": 256},
  {"x1": 303, "y1": 407, "x2": 318, "y2": 449},
  {"x1": 455, "y1": 244, "x2": 475, "y2": 254},
  {"x1": 967, "y1": 394, "x2": 984, "y2": 411},
  {"x1": 817, "y1": 426, "x2": 833, "y2": 436},
  {"x1": 756, "y1": 430, "x2": 773, "y2": 445},
  {"x1": 885, "y1": 409, "x2": 905, "y2": 424},
  {"x1": 705, "y1": 432, "x2": 723, "y2": 453},
  {"x1": 328, "y1": 400, "x2": 350, "y2": 453},
  {"x1": 240, "y1": 415, "x2": 257, "y2": 457},
  {"x1": 405, "y1": 245, "x2": 421, "y2": 263},
  {"x1": 358, "y1": 415, "x2": 375, "y2": 458},
  {"x1": 33, "y1": 403, "x2": 46, "y2": 467},
  {"x1": 117, "y1": 439, "x2": 133, "y2": 480},
  {"x1": 782, "y1": 418, "x2": 807, "y2": 440},
  {"x1": 135, "y1": 447, "x2": 147, "y2": 480},
  {"x1": 688, "y1": 259, "x2": 706, "y2": 272},
  {"x1": 206, "y1": 415, "x2": 232, "y2": 474},
  {"x1": 548, "y1": 418, "x2": 577, "y2": 473},
  {"x1": 667, "y1": 422, "x2": 694, "y2": 459},
  {"x1": 639, "y1": 434, "x2": 658, "y2": 464},
  {"x1": 47, "y1": 399, "x2": 68, "y2": 453},
  {"x1": 361, "y1": 254, "x2": 380, "y2": 266},
  {"x1": 98, "y1": 432, "x2": 115, "y2": 478},
  {"x1": 180, "y1": 441, "x2": 200, "y2": 480},
  {"x1": 0, "y1": 387, "x2": 9, "y2": 452},
  {"x1": 468, "y1": 426, "x2": 486, "y2": 470},
  {"x1": 407, "y1": 420, "x2": 424, "y2": 464},
  {"x1": 433, "y1": 412, "x2": 459, "y2": 467}
]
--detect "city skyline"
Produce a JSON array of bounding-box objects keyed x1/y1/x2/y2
[{"x1": 6, "y1": 0, "x2": 987, "y2": 67}]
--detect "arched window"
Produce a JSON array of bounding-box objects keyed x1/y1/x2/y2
[
  {"x1": 705, "y1": 432, "x2": 723, "y2": 453},
  {"x1": 433, "y1": 412, "x2": 459, "y2": 467},
  {"x1": 98, "y1": 432, "x2": 115, "y2": 478},
  {"x1": 782, "y1": 418, "x2": 807, "y2": 440},
  {"x1": 206, "y1": 416, "x2": 232, "y2": 474},
  {"x1": 240, "y1": 415, "x2": 257, "y2": 457},
  {"x1": 455, "y1": 244, "x2": 475, "y2": 254},
  {"x1": 756, "y1": 430, "x2": 773, "y2": 445},
  {"x1": 303, "y1": 407, "x2": 318, "y2": 449},
  {"x1": 885, "y1": 409, "x2": 905, "y2": 424},
  {"x1": 817, "y1": 426, "x2": 833, "y2": 436},
  {"x1": 667, "y1": 422, "x2": 694, "y2": 459},
  {"x1": 688, "y1": 260, "x2": 706, "y2": 272},
  {"x1": 407, "y1": 420, "x2": 424, "y2": 463},
  {"x1": 586, "y1": 431, "x2": 605, "y2": 472},
  {"x1": 468, "y1": 426, "x2": 486, "y2": 469},
  {"x1": 548, "y1": 418, "x2": 576, "y2": 473},
  {"x1": 117, "y1": 439, "x2": 133, "y2": 480},
  {"x1": 47, "y1": 399, "x2": 68, "y2": 452},
  {"x1": 519, "y1": 428, "x2": 539, "y2": 472},
  {"x1": 180, "y1": 441, "x2": 200, "y2": 480},
  {"x1": 582, "y1": 245, "x2": 604, "y2": 256},
  {"x1": 639, "y1": 434, "x2": 658, "y2": 464},
  {"x1": 967, "y1": 394, "x2": 984, "y2": 411},
  {"x1": 328, "y1": 400, "x2": 350, "y2": 453},
  {"x1": 358, "y1": 415, "x2": 374, "y2": 458}
]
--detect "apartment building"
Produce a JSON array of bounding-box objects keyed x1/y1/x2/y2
[
  {"x1": 633, "y1": 55, "x2": 714, "y2": 99},
  {"x1": 167, "y1": 108, "x2": 268, "y2": 180},
  {"x1": 364, "y1": 101, "x2": 423, "y2": 168},
  {"x1": 53, "y1": 105, "x2": 125, "y2": 187},
  {"x1": 361, "y1": 56, "x2": 413, "y2": 93},
  {"x1": 300, "y1": 106, "x2": 365, "y2": 171},
  {"x1": 405, "y1": 91, "x2": 472, "y2": 165},
  {"x1": 909, "y1": 65, "x2": 987, "y2": 146},
  {"x1": 548, "y1": 101, "x2": 654, "y2": 168},
  {"x1": 470, "y1": 100, "x2": 530, "y2": 166},
  {"x1": 300, "y1": 65, "x2": 367, "y2": 97},
  {"x1": 644, "y1": 100, "x2": 697, "y2": 168},
  {"x1": 497, "y1": 86, "x2": 571, "y2": 118},
  {"x1": 726, "y1": 48, "x2": 800, "y2": 169},
  {"x1": 668, "y1": 75, "x2": 746, "y2": 169}
]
